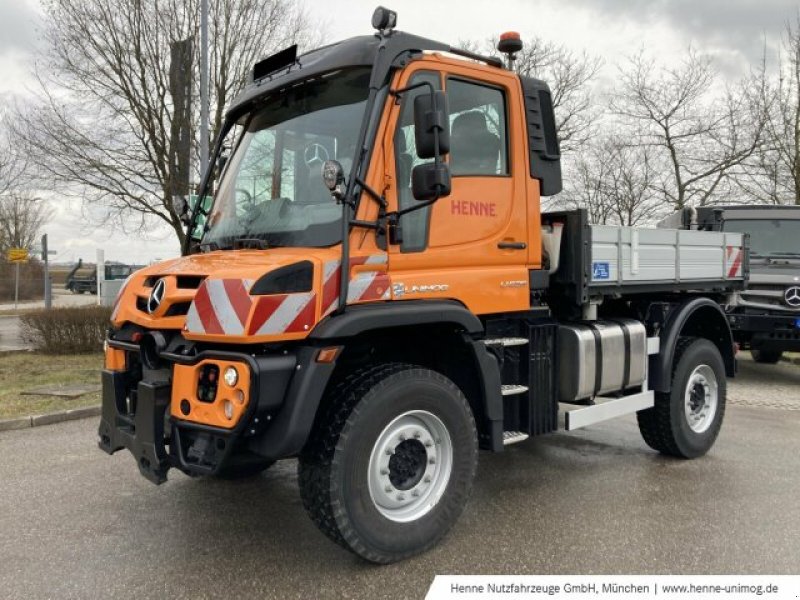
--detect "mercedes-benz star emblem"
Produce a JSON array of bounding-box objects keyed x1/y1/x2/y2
[
  {"x1": 785, "y1": 286, "x2": 800, "y2": 308},
  {"x1": 147, "y1": 278, "x2": 166, "y2": 314},
  {"x1": 303, "y1": 143, "x2": 329, "y2": 167}
]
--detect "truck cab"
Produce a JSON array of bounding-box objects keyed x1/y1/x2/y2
[
  {"x1": 99, "y1": 7, "x2": 745, "y2": 564},
  {"x1": 663, "y1": 205, "x2": 800, "y2": 363}
]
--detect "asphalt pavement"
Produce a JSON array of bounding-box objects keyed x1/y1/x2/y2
[{"x1": 0, "y1": 356, "x2": 798, "y2": 599}]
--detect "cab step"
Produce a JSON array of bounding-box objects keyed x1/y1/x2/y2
[
  {"x1": 503, "y1": 431, "x2": 529, "y2": 446},
  {"x1": 501, "y1": 384, "x2": 529, "y2": 396},
  {"x1": 484, "y1": 337, "x2": 529, "y2": 347}
]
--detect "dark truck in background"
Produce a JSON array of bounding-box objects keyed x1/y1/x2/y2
[
  {"x1": 66, "y1": 260, "x2": 134, "y2": 295},
  {"x1": 661, "y1": 205, "x2": 800, "y2": 363}
]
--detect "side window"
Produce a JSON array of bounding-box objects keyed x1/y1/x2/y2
[
  {"x1": 447, "y1": 78, "x2": 508, "y2": 176},
  {"x1": 394, "y1": 71, "x2": 441, "y2": 253}
]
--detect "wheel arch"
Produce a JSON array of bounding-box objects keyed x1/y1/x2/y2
[
  {"x1": 251, "y1": 301, "x2": 504, "y2": 460},
  {"x1": 650, "y1": 297, "x2": 735, "y2": 393}
]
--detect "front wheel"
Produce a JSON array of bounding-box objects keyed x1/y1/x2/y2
[
  {"x1": 751, "y1": 348, "x2": 783, "y2": 364},
  {"x1": 637, "y1": 338, "x2": 726, "y2": 458},
  {"x1": 298, "y1": 364, "x2": 478, "y2": 564}
]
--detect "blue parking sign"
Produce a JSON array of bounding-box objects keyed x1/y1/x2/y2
[{"x1": 592, "y1": 261, "x2": 610, "y2": 280}]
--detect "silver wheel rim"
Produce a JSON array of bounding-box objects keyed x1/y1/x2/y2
[
  {"x1": 684, "y1": 364, "x2": 718, "y2": 434},
  {"x1": 367, "y1": 410, "x2": 453, "y2": 523}
]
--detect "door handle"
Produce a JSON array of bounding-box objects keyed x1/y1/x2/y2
[{"x1": 497, "y1": 241, "x2": 526, "y2": 250}]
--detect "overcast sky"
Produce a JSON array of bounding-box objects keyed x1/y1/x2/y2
[{"x1": 0, "y1": 0, "x2": 797, "y2": 264}]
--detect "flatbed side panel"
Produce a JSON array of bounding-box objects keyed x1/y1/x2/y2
[{"x1": 588, "y1": 225, "x2": 746, "y2": 289}]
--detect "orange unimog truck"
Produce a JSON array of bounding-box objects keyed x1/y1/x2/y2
[{"x1": 100, "y1": 7, "x2": 748, "y2": 563}]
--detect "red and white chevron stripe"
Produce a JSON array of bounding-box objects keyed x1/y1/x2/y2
[
  {"x1": 247, "y1": 291, "x2": 316, "y2": 335},
  {"x1": 322, "y1": 254, "x2": 391, "y2": 317},
  {"x1": 725, "y1": 245, "x2": 744, "y2": 278},
  {"x1": 184, "y1": 254, "x2": 390, "y2": 337},
  {"x1": 185, "y1": 278, "x2": 255, "y2": 335}
]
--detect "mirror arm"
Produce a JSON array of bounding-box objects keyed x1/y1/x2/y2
[
  {"x1": 354, "y1": 177, "x2": 387, "y2": 209},
  {"x1": 390, "y1": 80, "x2": 434, "y2": 99},
  {"x1": 349, "y1": 219, "x2": 381, "y2": 230}
]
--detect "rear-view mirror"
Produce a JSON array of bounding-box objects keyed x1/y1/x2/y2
[
  {"x1": 412, "y1": 162, "x2": 451, "y2": 201},
  {"x1": 413, "y1": 91, "x2": 450, "y2": 159}
]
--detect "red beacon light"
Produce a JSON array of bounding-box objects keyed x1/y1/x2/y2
[{"x1": 497, "y1": 31, "x2": 523, "y2": 70}]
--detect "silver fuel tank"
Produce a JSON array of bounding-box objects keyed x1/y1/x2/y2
[{"x1": 558, "y1": 319, "x2": 647, "y2": 402}]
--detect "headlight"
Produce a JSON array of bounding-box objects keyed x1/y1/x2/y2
[
  {"x1": 223, "y1": 366, "x2": 238, "y2": 387},
  {"x1": 223, "y1": 400, "x2": 234, "y2": 420}
]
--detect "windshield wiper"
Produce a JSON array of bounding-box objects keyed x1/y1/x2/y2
[
  {"x1": 232, "y1": 237, "x2": 268, "y2": 250},
  {"x1": 199, "y1": 241, "x2": 221, "y2": 252}
]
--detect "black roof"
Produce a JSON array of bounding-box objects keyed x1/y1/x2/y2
[
  {"x1": 700, "y1": 204, "x2": 800, "y2": 211},
  {"x1": 225, "y1": 31, "x2": 499, "y2": 122}
]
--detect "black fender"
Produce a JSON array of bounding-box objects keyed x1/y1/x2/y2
[
  {"x1": 308, "y1": 299, "x2": 484, "y2": 338},
  {"x1": 252, "y1": 300, "x2": 504, "y2": 458},
  {"x1": 650, "y1": 297, "x2": 736, "y2": 393}
]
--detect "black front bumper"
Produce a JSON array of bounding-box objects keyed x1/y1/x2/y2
[
  {"x1": 98, "y1": 373, "x2": 173, "y2": 483},
  {"x1": 98, "y1": 344, "x2": 336, "y2": 484},
  {"x1": 98, "y1": 371, "x2": 251, "y2": 484},
  {"x1": 98, "y1": 347, "x2": 300, "y2": 483},
  {"x1": 728, "y1": 312, "x2": 800, "y2": 351}
]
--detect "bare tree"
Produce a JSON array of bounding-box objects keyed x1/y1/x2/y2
[
  {"x1": 559, "y1": 150, "x2": 613, "y2": 224},
  {"x1": 461, "y1": 36, "x2": 602, "y2": 153},
  {"x1": 12, "y1": 0, "x2": 321, "y2": 245},
  {"x1": 0, "y1": 191, "x2": 52, "y2": 255},
  {"x1": 0, "y1": 109, "x2": 25, "y2": 197},
  {"x1": 613, "y1": 49, "x2": 764, "y2": 210},
  {"x1": 736, "y1": 19, "x2": 800, "y2": 205},
  {"x1": 559, "y1": 137, "x2": 662, "y2": 226}
]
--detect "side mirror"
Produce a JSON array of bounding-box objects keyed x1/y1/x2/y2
[
  {"x1": 412, "y1": 162, "x2": 451, "y2": 201},
  {"x1": 413, "y1": 91, "x2": 450, "y2": 159},
  {"x1": 321, "y1": 159, "x2": 345, "y2": 200}
]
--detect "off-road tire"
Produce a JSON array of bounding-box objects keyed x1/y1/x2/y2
[
  {"x1": 298, "y1": 363, "x2": 478, "y2": 564},
  {"x1": 637, "y1": 337, "x2": 726, "y2": 458},
  {"x1": 750, "y1": 348, "x2": 782, "y2": 364}
]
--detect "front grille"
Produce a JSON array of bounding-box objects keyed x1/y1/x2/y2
[
  {"x1": 143, "y1": 275, "x2": 205, "y2": 289},
  {"x1": 739, "y1": 285, "x2": 799, "y2": 311},
  {"x1": 176, "y1": 276, "x2": 205, "y2": 289},
  {"x1": 165, "y1": 302, "x2": 191, "y2": 316}
]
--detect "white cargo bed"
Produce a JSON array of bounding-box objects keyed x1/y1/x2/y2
[
  {"x1": 589, "y1": 225, "x2": 746, "y2": 288},
  {"x1": 542, "y1": 210, "x2": 748, "y2": 310}
]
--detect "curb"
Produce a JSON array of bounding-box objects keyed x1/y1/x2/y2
[{"x1": 0, "y1": 405, "x2": 100, "y2": 432}]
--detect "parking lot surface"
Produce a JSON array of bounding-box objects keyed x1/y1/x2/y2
[{"x1": 0, "y1": 356, "x2": 798, "y2": 599}]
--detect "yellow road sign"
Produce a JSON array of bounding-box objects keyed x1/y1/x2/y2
[{"x1": 7, "y1": 247, "x2": 29, "y2": 263}]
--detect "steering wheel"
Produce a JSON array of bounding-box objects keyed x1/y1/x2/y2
[{"x1": 235, "y1": 188, "x2": 254, "y2": 218}]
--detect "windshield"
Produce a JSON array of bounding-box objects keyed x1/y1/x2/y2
[
  {"x1": 200, "y1": 68, "x2": 371, "y2": 249},
  {"x1": 723, "y1": 218, "x2": 800, "y2": 257}
]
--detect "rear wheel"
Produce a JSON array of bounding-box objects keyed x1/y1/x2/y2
[
  {"x1": 298, "y1": 363, "x2": 478, "y2": 564},
  {"x1": 637, "y1": 338, "x2": 726, "y2": 458},
  {"x1": 750, "y1": 348, "x2": 783, "y2": 364}
]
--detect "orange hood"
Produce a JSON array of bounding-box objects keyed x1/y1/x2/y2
[{"x1": 110, "y1": 247, "x2": 391, "y2": 344}]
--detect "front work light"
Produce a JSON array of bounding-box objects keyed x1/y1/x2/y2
[
  {"x1": 223, "y1": 366, "x2": 239, "y2": 387},
  {"x1": 372, "y1": 6, "x2": 397, "y2": 32}
]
